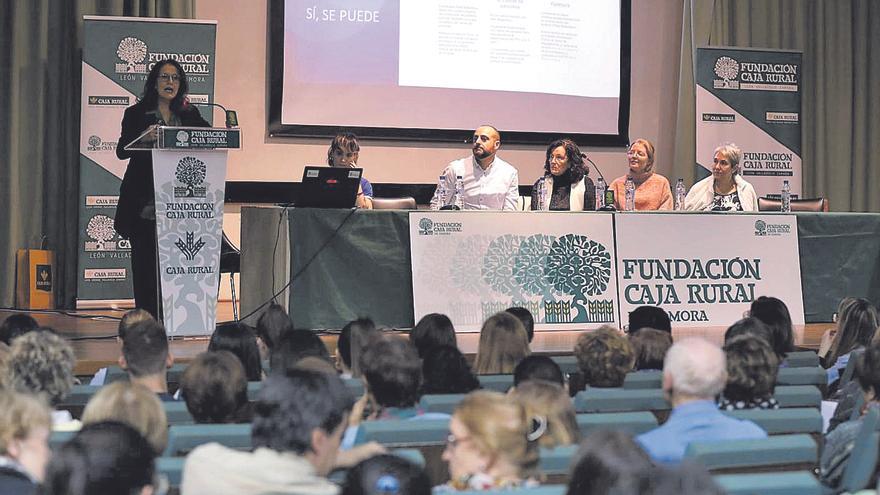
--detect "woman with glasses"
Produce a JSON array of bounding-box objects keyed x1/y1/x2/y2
[
  {"x1": 684, "y1": 142, "x2": 758, "y2": 211},
  {"x1": 608, "y1": 138, "x2": 673, "y2": 210},
  {"x1": 530, "y1": 138, "x2": 595, "y2": 211},
  {"x1": 327, "y1": 133, "x2": 374, "y2": 209},
  {"x1": 115, "y1": 59, "x2": 209, "y2": 318}
]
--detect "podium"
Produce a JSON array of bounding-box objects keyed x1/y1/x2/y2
[{"x1": 139, "y1": 126, "x2": 240, "y2": 336}]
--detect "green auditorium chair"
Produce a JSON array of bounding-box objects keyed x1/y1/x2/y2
[
  {"x1": 343, "y1": 377, "x2": 366, "y2": 397},
  {"x1": 776, "y1": 366, "x2": 827, "y2": 393},
  {"x1": 573, "y1": 388, "x2": 670, "y2": 420},
  {"x1": 723, "y1": 408, "x2": 822, "y2": 435},
  {"x1": 64, "y1": 384, "x2": 101, "y2": 405},
  {"x1": 49, "y1": 430, "x2": 76, "y2": 450},
  {"x1": 246, "y1": 380, "x2": 261, "y2": 401},
  {"x1": 713, "y1": 471, "x2": 821, "y2": 495},
  {"x1": 157, "y1": 457, "x2": 185, "y2": 489},
  {"x1": 391, "y1": 448, "x2": 426, "y2": 467},
  {"x1": 163, "y1": 401, "x2": 195, "y2": 425},
  {"x1": 540, "y1": 444, "x2": 577, "y2": 482},
  {"x1": 419, "y1": 394, "x2": 465, "y2": 415},
  {"x1": 354, "y1": 419, "x2": 450, "y2": 485},
  {"x1": 575, "y1": 411, "x2": 657, "y2": 436},
  {"x1": 784, "y1": 350, "x2": 820, "y2": 368},
  {"x1": 623, "y1": 370, "x2": 662, "y2": 389},
  {"x1": 774, "y1": 385, "x2": 822, "y2": 408},
  {"x1": 683, "y1": 434, "x2": 817, "y2": 474},
  {"x1": 477, "y1": 374, "x2": 514, "y2": 392},
  {"x1": 550, "y1": 356, "x2": 579, "y2": 375},
  {"x1": 839, "y1": 407, "x2": 880, "y2": 493},
  {"x1": 102, "y1": 363, "x2": 188, "y2": 385},
  {"x1": 163, "y1": 423, "x2": 251, "y2": 457}
]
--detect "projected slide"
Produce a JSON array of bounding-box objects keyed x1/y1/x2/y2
[{"x1": 276, "y1": 0, "x2": 626, "y2": 141}]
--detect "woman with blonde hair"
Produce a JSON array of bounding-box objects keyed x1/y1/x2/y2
[
  {"x1": 509, "y1": 380, "x2": 580, "y2": 449},
  {"x1": 608, "y1": 138, "x2": 673, "y2": 210},
  {"x1": 81, "y1": 381, "x2": 168, "y2": 455},
  {"x1": 0, "y1": 391, "x2": 52, "y2": 492},
  {"x1": 821, "y1": 297, "x2": 880, "y2": 386},
  {"x1": 440, "y1": 391, "x2": 541, "y2": 491},
  {"x1": 473, "y1": 312, "x2": 530, "y2": 375}
]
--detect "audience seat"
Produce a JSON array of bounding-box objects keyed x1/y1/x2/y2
[
  {"x1": 49, "y1": 430, "x2": 76, "y2": 450},
  {"x1": 419, "y1": 394, "x2": 465, "y2": 415},
  {"x1": 683, "y1": 434, "x2": 818, "y2": 474},
  {"x1": 477, "y1": 374, "x2": 514, "y2": 392},
  {"x1": 163, "y1": 423, "x2": 251, "y2": 457},
  {"x1": 723, "y1": 408, "x2": 822, "y2": 435},
  {"x1": 246, "y1": 380, "x2": 261, "y2": 401},
  {"x1": 785, "y1": 351, "x2": 820, "y2": 368},
  {"x1": 774, "y1": 385, "x2": 822, "y2": 408},
  {"x1": 539, "y1": 444, "x2": 577, "y2": 479},
  {"x1": 344, "y1": 377, "x2": 365, "y2": 397},
  {"x1": 353, "y1": 418, "x2": 451, "y2": 486},
  {"x1": 453, "y1": 486, "x2": 566, "y2": 495},
  {"x1": 102, "y1": 363, "x2": 188, "y2": 386},
  {"x1": 575, "y1": 411, "x2": 658, "y2": 436},
  {"x1": 157, "y1": 457, "x2": 184, "y2": 488},
  {"x1": 776, "y1": 366, "x2": 827, "y2": 392},
  {"x1": 573, "y1": 388, "x2": 670, "y2": 419},
  {"x1": 163, "y1": 401, "x2": 195, "y2": 425},
  {"x1": 623, "y1": 370, "x2": 662, "y2": 389},
  {"x1": 64, "y1": 384, "x2": 101, "y2": 405},
  {"x1": 713, "y1": 471, "x2": 821, "y2": 495}
]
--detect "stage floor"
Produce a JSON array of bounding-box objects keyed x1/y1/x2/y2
[{"x1": 1, "y1": 304, "x2": 830, "y2": 376}]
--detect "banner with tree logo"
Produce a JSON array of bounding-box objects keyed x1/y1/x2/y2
[
  {"x1": 409, "y1": 212, "x2": 619, "y2": 332},
  {"x1": 77, "y1": 16, "x2": 216, "y2": 307}
]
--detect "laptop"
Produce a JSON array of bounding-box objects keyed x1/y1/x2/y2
[{"x1": 294, "y1": 166, "x2": 363, "y2": 208}]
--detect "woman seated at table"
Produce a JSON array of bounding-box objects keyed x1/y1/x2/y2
[
  {"x1": 530, "y1": 138, "x2": 595, "y2": 211},
  {"x1": 609, "y1": 138, "x2": 673, "y2": 210},
  {"x1": 328, "y1": 132, "x2": 373, "y2": 209},
  {"x1": 684, "y1": 143, "x2": 758, "y2": 211}
]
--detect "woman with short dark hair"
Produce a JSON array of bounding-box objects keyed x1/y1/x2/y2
[{"x1": 328, "y1": 133, "x2": 373, "y2": 209}]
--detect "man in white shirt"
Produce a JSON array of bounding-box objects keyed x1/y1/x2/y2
[{"x1": 430, "y1": 125, "x2": 520, "y2": 210}]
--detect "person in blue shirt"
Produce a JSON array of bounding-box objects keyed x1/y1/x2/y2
[
  {"x1": 328, "y1": 133, "x2": 373, "y2": 209},
  {"x1": 636, "y1": 337, "x2": 767, "y2": 464}
]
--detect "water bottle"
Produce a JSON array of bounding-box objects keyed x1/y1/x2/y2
[
  {"x1": 674, "y1": 178, "x2": 686, "y2": 211},
  {"x1": 454, "y1": 175, "x2": 465, "y2": 210},
  {"x1": 595, "y1": 176, "x2": 606, "y2": 210},
  {"x1": 535, "y1": 177, "x2": 546, "y2": 211},
  {"x1": 624, "y1": 177, "x2": 635, "y2": 211},
  {"x1": 781, "y1": 180, "x2": 791, "y2": 212},
  {"x1": 431, "y1": 175, "x2": 447, "y2": 210}
]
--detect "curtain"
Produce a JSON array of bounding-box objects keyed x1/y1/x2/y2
[
  {"x1": 672, "y1": 0, "x2": 880, "y2": 212},
  {"x1": 0, "y1": 0, "x2": 194, "y2": 309}
]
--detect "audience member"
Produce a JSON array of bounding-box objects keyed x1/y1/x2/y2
[
  {"x1": 566, "y1": 430, "x2": 653, "y2": 495},
  {"x1": 209, "y1": 321, "x2": 263, "y2": 381},
  {"x1": 421, "y1": 345, "x2": 480, "y2": 395},
  {"x1": 81, "y1": 381, "x2": 168, "y2": 455},
  {"x1": 0, "y1": 313, "x2": 38, "y2": 345},
  {"x1": 410, "y1": 313, "x2": 457, "y2": 359},
  {"x1": 0, "y1": 391, "x2": 51, "y2": 494},
  {"x1": 718, "y1": 335, "x2": 779, "y2": 410},
  {"x1": 180, "y1": 351, "x2": 249, "y2": 424},
  {"x1": 7, "y1": 330, "x2": 78, "y2": 428},
  {"x1": 120, "y1": 319, "x2": 174, "y2": 399},
  {"x1": 749, "y1": 296, "x2": 795, "y2": 361},
  {"x1": 42, "y1": 421, "x2": 157, "y2": 495},
  {"x1": 473, "y1": 312, "x2": 530, "y2": 375},
  {"x1": 341, "y1": 454, "x2": 431, "y2": 495},
  {"x1": 627, "y1": 305, "x2": 672, "y2": 334},
  {"x1": 513, "y1": 355, "x2": 564, "y2": 388},
  {"x1": 820, "y1": 297, "x2": 879, "y2": 386},
  {"x1": 89, "y1": 308, "x2": 154, "y2": 386},
  {"x1": 629, "y1": 328, "x2": 672, "y2": 371},
  {"x1": 723, "y1": 316, "x2": 773, "y2": 345},
  {"x1": 339, "y1": 318, "x2": 381, "y2": 378},
  {"x1": 440, "y1": 391, "x2": 539, "y2": 491},
  {"x1": 182, "y1": 369, "x2": 373, "y2": 494},
  {"x1": 255, "y1": 303, "x2": 293, "y2": 359},
  {"x1": 505, "y1": 307, "x2": 535, "y2": 343},
  {"x1": 0, "y1": 342, "x2": 10, "y2": 389},
  {"x1": 636, "y1": 338, "x2": 766, "y2": 463},
  {"x1": 269, "y1": 329, "x2": 332, "y2": 373},
  {"x1": 629, "y1": 463, "x2": 725, "y2": 495},
  {"x1": 821, "y1": 341, "x2": 880, "y2": 491},
  {"x1": 355, "y1": 338, "x2": 425, "y2": 422},
  {"x1": 573, "y1": 326, "x2": 634, "y2": 391},
  {"x1": 510, "y1": 380, "x2": 580, "y2": 449}
]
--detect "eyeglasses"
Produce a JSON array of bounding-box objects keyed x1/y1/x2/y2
[
  {"x1": 446, "y1": 433, "x2": 471, "y2": 449},
  {"x1": 158, "y1": 74, "x2": 181, "y2": 82},
  {"x1": 626, "y1": 150, "x2": 647, "y2": 158},
  {"x1": 549, "y1": 155, "x2": 567, "y2": 163}
]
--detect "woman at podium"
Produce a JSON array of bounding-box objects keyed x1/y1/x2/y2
[
  {"x1": 327, "y1": 133, "x2": 373, "y2": 209},
  {"x1": 530, "y1": 138, "x2": 596, "y2": 211},
  {"x1": 115, "y1": 59, "x2": 209, "y2": 318}
]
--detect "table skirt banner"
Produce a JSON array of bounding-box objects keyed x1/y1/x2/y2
[
  {"x1": 615, "y1": 213, "x2": 805, "y2": 327},
  {"x1": 409, "y1": 211, "x2": 619, "y2": 332}
]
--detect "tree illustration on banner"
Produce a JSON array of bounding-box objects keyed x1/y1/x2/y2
[
  {"x1": 544, "y1": 234, "x2": 613, "y2": 324},
  {"x1": 482, "y1": 234, "x2": 526, "y2": 302},
  {"x1": 513, "y1": 234, "x2": 558, "y2": 307}
]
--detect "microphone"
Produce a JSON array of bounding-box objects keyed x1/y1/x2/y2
[
  {"x1": 581, "y1": 153, "x2": 608, "y2": 184},
  {"x1": 189, "y1": 101, "x2": 239, "y2": 128}
]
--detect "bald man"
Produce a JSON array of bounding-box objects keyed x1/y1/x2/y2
[
  {"x1": 429, "y1": 125, "x2": 520, "y2": 210},
  {"x1": 635, "y1": 337, "x2": 767, "y2": 463}
]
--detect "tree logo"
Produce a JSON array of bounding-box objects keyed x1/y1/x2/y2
[
  {"x1": 713, "y1": 56, "x2": 740, "y2": 89},
  {"x1": 175, "y1": 232, "x2": 205, "y2": 261},
  {"x1": 88, "y1": 135, "x2": 101, "y2": 147},
  {"x1": 176, "y1": 130, "x2": 190, "y2": 145},
  {"x1": 85, "y1": 214, "x2": 119, "y2": 251},
  {"x1": 115, "y1": 37, "x2": 148, "y2": 74},
  {"x1": 754, "y1": 220, "x2": 767, "y2": 236},
  {"x1": 418, "y1": 218, "x2": 434, "y2": 235},
  {"x1": 174, "y1": 156, "x2": 207, "y2": 198}
]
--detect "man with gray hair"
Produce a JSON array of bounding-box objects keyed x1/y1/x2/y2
[{"x1": 636, "y1": 337, "x2": 766, "y2": 463}]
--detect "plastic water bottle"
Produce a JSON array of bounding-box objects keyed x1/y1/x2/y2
[
  {"x1": 431, "y1": 175, "x2": 447, "y2": 210},
  {"x1": 536, "y1": 177, "x2": 547, "y2": 211},
  {"x1": 595, "y1": 177, "x2": 606, "y2": 210},
  {"x1": 624, "y1": 177, "x2": 635, "y2": 211},
  {"x1": 454, "y1": 175, "x2": 465, "y2": 210},
  {"x1": 674, "y1": 178, "x2": 686, "y2": 211},
  {"x1": 781, "y1": 180, "x2": 791, "y2": 212}
]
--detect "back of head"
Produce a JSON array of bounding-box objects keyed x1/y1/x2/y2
[
  {"x1": 341, "y1": 454, "x2": 431, "y2": 495},
  {"x1": 510, "y1": 380, "x2": 580, "y2": 449},
  {"x1": 627, "y1": 463, "x2": 725, "y2": 495},
  {"x1": 828, "y1": 297, "x2": 880, "y2": 366},
  {"x1": 0, "y1": 313, "x2": 39, "y2": 345},
  {"x1": 628, "y1": 306, "x2": 671, "y2": 334},
  {"x1": 724, "y1": 317, "x2": 773, "y2": 345},
  {"x1": 513, "y1": 355, "x2": 564, "y2": 387},
  {"x1": 749, "y1": 296, "x2": 794, "y2": 359},
  {"x1": 180, "y1": 351, "x2": 248, "y2": 424},
  {"x1": 566, "y1": 430, "x2": 652, "y2": 495},
  {"x1": 505, "y1": 307, "x2": 535, "y2": 343},
  {"x1": 121, "y1": 319, "x2": 169, "y2": 378},
  {"x1": 8, "y1": 330, "x2": 76, "y2": 406},
  {"x1": 256, "y1": 303, "x2": 293, "y2": 350},
  {"x1": 629, "y1": 328, "x2": 673, "y2": 371},
  {"x1": 252, "y1": 368, "x2": 354, "y2": 454},
  {"x1": 0, "y1": 390, "x2": 51, "y2": 457},
  {"x1": 574, "y1": 326, "x2": 634, "y2": 387},
  {"x1": 420, "y1": 345, "x2": 480, "y2": 395},
  {"x1": 270, "y1": 329, "x2": 331, "y2": 373},
  {"x1": 454, "y1": 390, "x2": 539, "y2": 479},
  {"x1": 856, "y1": 340, "x2": 880, "y2": 399},
  {"x1": 348, "y1": 320, "x2": 383, "y2": 378},
  {"x1": 117, "y1": 308, "x2": 154, "y2": 340},
  {"x1": 340, "y1": 317, "x2": 378, "y2": 370},
  {"x1": 81, "y1": 381, "x2": 168, "y2": 455},
  {"x1": 362, "y1": 337, "x2": 422, "y2": 408},
  {"x1": 474, "y1": 312, "x2": 530, "y2": 375},
  {"x1": 722, "y1": 335, "x2": 779, "y2": 404},
  {"x1": 42, "y1": 421, "x2": 156, "y2": 495},
  {"x1": 209, "y1": 321, "x2": 263, "y2": 381},
  {"x1": 664, "y1": 338, "x2": 727, "y2": 400},
  {"x1": 410, "y1": 313, "x2": 456, "y2": 358}
]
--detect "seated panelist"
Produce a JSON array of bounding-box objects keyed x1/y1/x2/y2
[
  {"x1": 684, "y1": 143, "x2": 758, "y2": 212},
  {"x1": 530, "y1": 138, "x2": 595, "y2": 211},
  {"x1": 608, "y1": 138, "x2": 673, "y2": 211},
  {"x1": 328, "y1": 133, "x2": 373, "y2": 209}
]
